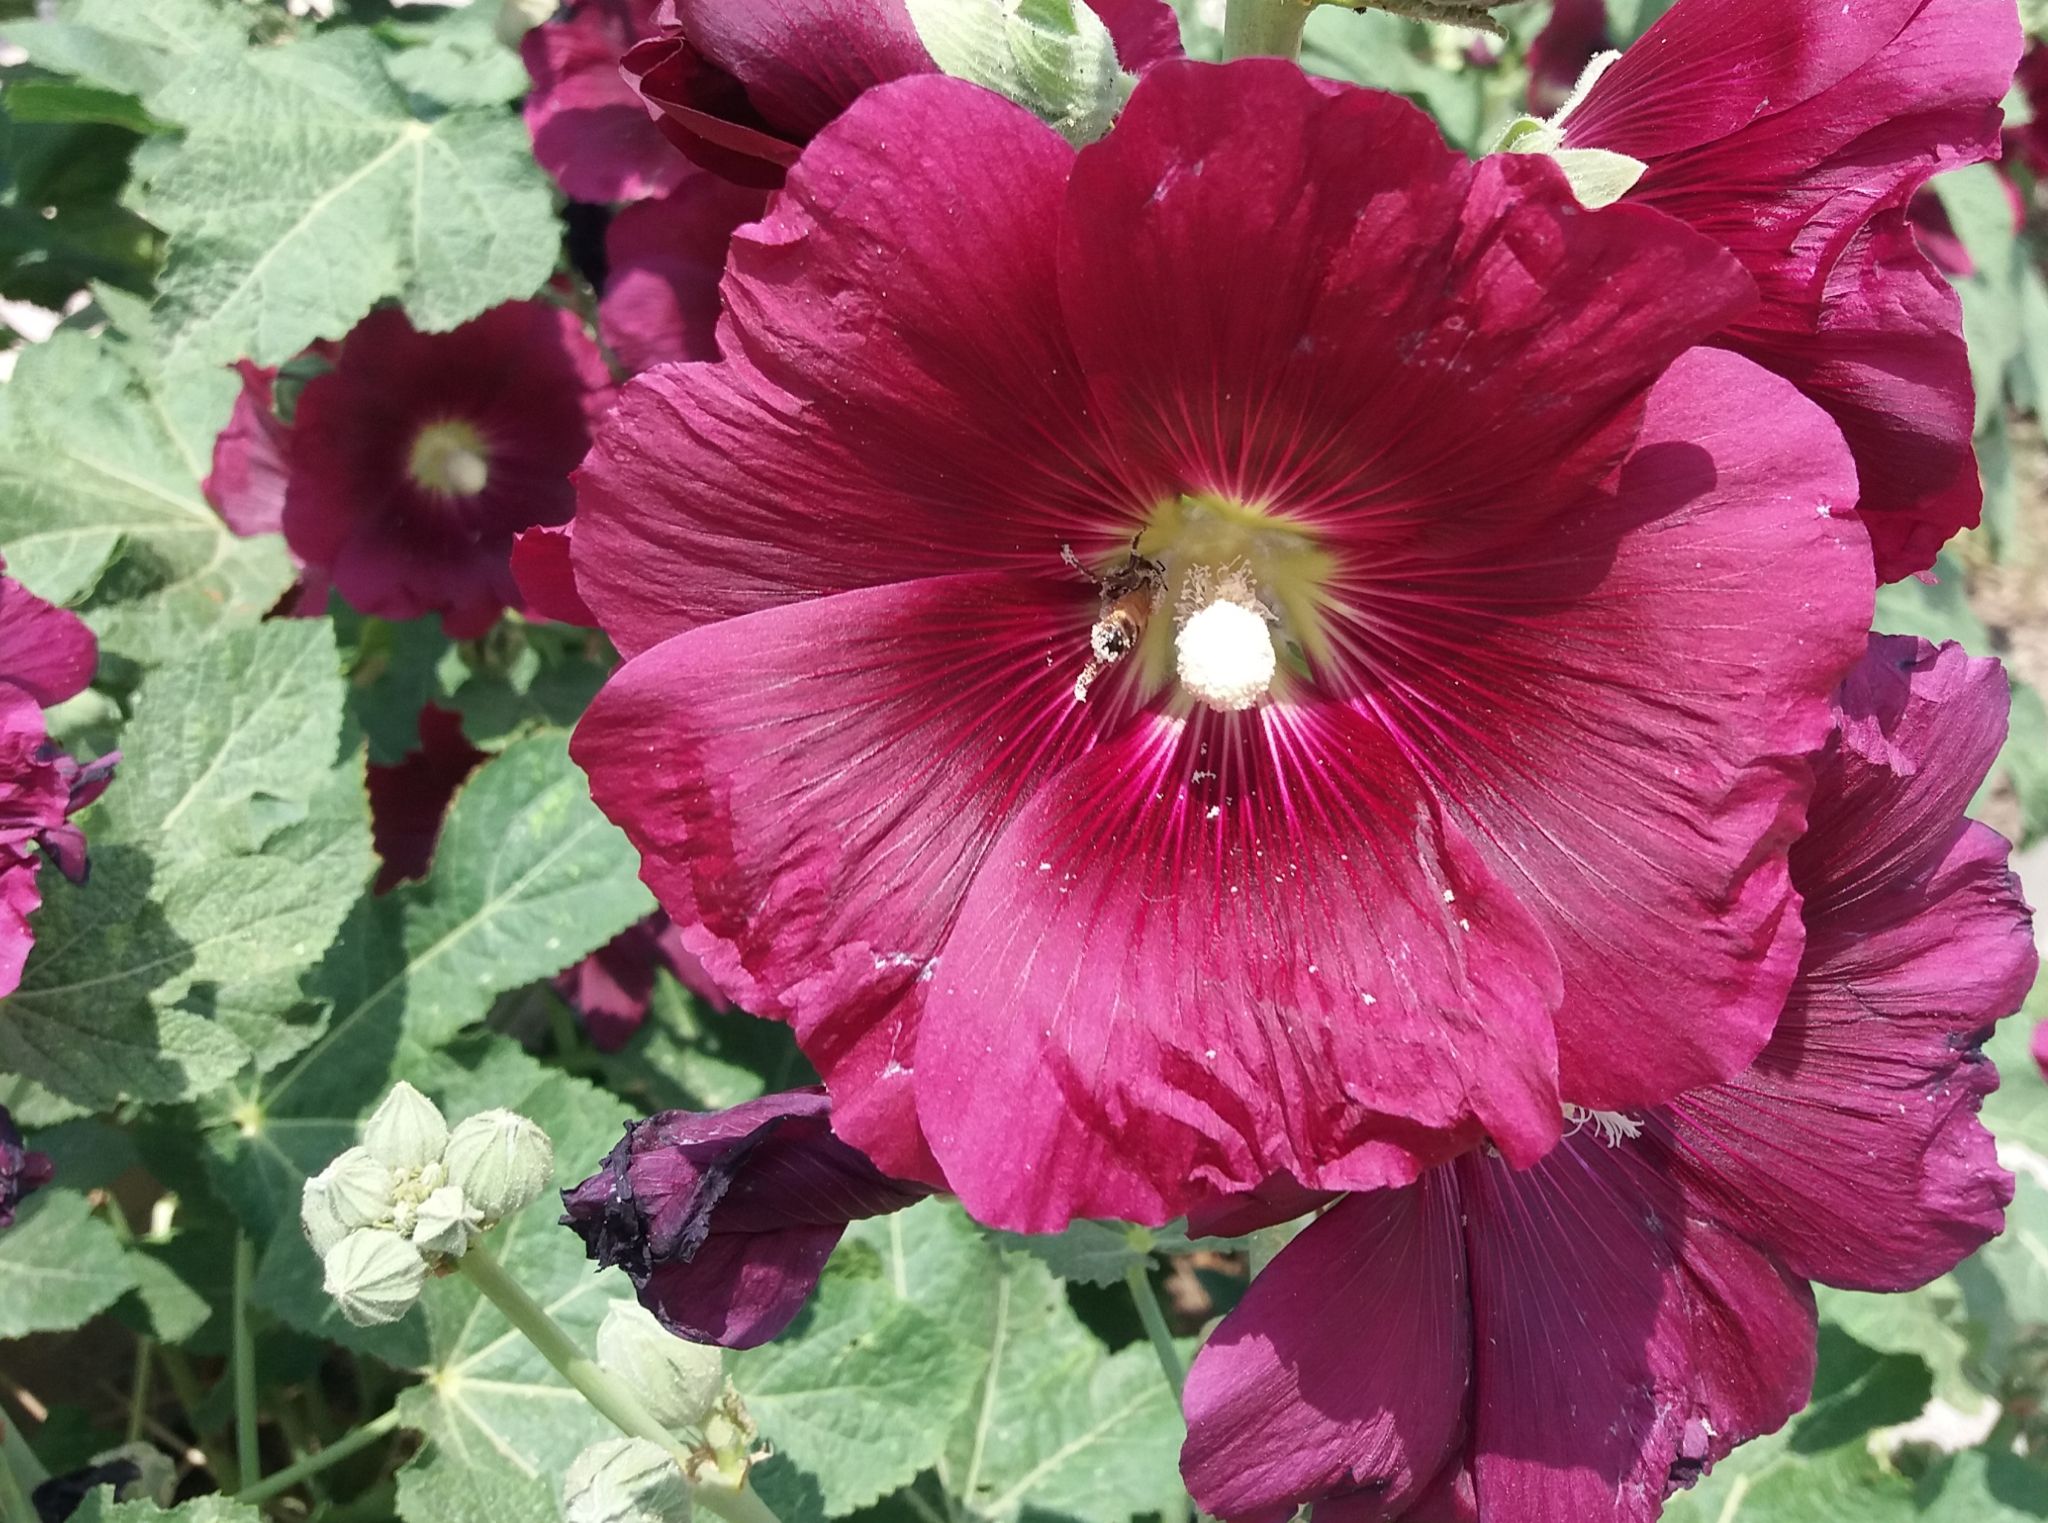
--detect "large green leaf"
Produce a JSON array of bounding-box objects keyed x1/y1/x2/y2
[
  {"x1": 131, "y1": 30, "x2": 557, "y2": 369},
  {"x1": 0, "y1": 621, "x2": 371, "y2": 1108},
  {"x1": 0, "y1": 0, "x2": 245, "y2": 101},
  {"x1": 0, "y1": 1188, "x2": 136, "y2": 1339}
]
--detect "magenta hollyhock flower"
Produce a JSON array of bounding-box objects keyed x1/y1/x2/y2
[
  {"x1": 282, "y1": 302, "x2": 613, "y2": 639},
  {"x1": 569, "y1": 60, "x2": 1877, "y2": 1231},
  {"x1": 621, "y1": 0, "x2": 1183, "y2": 188},
  {"x1": 557, "y1": 912, "x2": 733, "y2": 1052},
  {"x1": 2033, "y1": 1017, "x2": 2047, "y2": 1083},
  {"x1": 1525, "y1": 0, "x2": 1607, "y2": 115},
  {"x1": 600, "y1": 170, "x2": 768, "y2": 375},
  {"x1": 365, "y1": 705, "x2": 487, "y2": 893},
  {"x1": 203, "y1": 360, "x2": 292, "y2": 538},
  {"x1": 562, "y1": 1088, "x2": 929, "y2": 1346},
  {"x1": 522, "y1": 0, "x2": 692, "y2": 203},
  {"x1": 1551, "y1": 0, "x2": 2020, "y2": 582},
  {"x1": 1180, "y1": 634, "x2": 2035, "y2": 1523},
  {"x1": 0, "y1": 1104, "x2": 53, "y2": 1229},
  {"x1": 0, "y1": 568, "x2": 113, "y2": 1000}
]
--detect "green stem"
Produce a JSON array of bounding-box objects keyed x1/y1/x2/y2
[
  {"x1": 1223, "y1": 0, "x2": 1313, "y2": 59},
  {"x1": 126, "y1": 1336, "x2": 153, "y2": 1446},
  {"x1": 1123, "y1": 1263, "x2": 1185, "y2": 1396},
  {"x1": 233, "y1": 1409, "x2": 403, "y2": 1508},
  {"x1": 458, "y1": 1244, "x2": 783, "y2": 1523},
  {"x1": 233, "y1": 1234, "x2": 260, "y2": 1487},
  {"x1": 158, "y1": 1348, "x2": 239, "y2": 1493}
]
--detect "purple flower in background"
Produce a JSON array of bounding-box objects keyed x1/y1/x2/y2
[
  {"x1": 556, "y1": 913, "x2": 733, "y2": 1052},
  {"x1": 1181, "y1": 636, "x2": 2037, "y2": 1523},
  {"x1": 562, "y1": 1088, "x2": 929, "y2": 1347},
  {"x1": 1, "y1": 1105, "x2": 53, "y2": 1228}
]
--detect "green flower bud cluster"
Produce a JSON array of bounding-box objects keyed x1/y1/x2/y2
[
  {"x1": 592, "y1": 1303, "x2": 759, "y2": 1493},
  {"x1": 303, "y1": 1083, "x2": 554, "y2": 1326},
  {"x1": 563, "y1": 1437, "x2": 691, "y2": 1523}
]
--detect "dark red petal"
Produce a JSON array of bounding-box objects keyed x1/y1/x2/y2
[
  {"x1": 575, "y1": 76, "x2": 1142, "y2": 656},
  {"x1": 521, "y1": 0, "x2": 689, "y2": 203},
  {"x1": 366, "y1": 706, "x2": 487, "y2": 893},
  {"x1": 1085, "y1": 0, "x2": 1184, "y2": 72},
  {"x1": 671, "y1": 0, "x2": 930, "y2": 141},
  {"x1": 1182, "y1": 1184, "x2": 1470, "y2": 1523},
  {"x1": 1458, "y1": 1141, "x2": 1816, "y2": 1523},
  {"x1": 1358, "y1": 348, "x2": 1872, "y2": 1112},
  {"x1": 573, "y1": 573, "x2": 1123, "y2": 1181},
  {"x1": 510, "y1": 524, "x2": 599, "y2": 629},
  {"x1": 0, "y1": 574, "x2": 97, "y2": 709},
  {"x1": 1058, "y1": 59, "x2": 1754, "y2": 547},
  {"x1": 915, "y1": 698, "x2": 1564, "y2": 1231},
  {"x1": 599, "y1": 173, "x2": 768, "y2": 374}
]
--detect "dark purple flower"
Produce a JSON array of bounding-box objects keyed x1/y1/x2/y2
[
  {"x1": 562, "y1": 1088, "x2": 930, "y2": 1347},
  {"x1": 556, "y1": 913, "x2": 733, "y2": 1051},
  {"x1": 1180, "y1": 636, "x2": 2036, "y2": 1523},
  {"x1": 1, "y1": 1105, "x2": 53, "y2": 1228},
  {"x1": 365, "y1": 705, "x2": 487, "y2": 893},
  {"x1": 621, "y1": 0, "x2": 1182, "y2": 189}
]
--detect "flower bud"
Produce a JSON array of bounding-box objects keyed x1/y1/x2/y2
[
  {"x1": 310, "y1": 1147, "x2": 396, "y2": 1234},
  {"x1": 363, "y1": 1081, "x2": 449, "y2": 1173},
  {"x1": 596, "y1": 1302, "x2": 724, "y2": 1433},
  {"x1": 562, "y1": 1437, "x2": 690, "y2": 1523},
  {"x1": 443, "y1": 1109, "x2": 553, "y2": 1223},
  {"x1": 323, "y1": 1228, "x2": 426, "y2": 1326},
  {"x1": 411, "y1": 1184, "x2": 484, "y2": 1259},
  {"x1": 300, "y1": 1175, "x2": 352, "y2": 1257}
]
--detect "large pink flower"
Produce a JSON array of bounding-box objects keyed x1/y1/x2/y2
[
  {"x1": 1180, "y1": 636, "x2": 2035, "y2": 1523},
  {"x1": 283, "y1": 302, "x2": 614, "y2": 639},
  {"x1": 571, "y1": 61, "x2": 1875, "y2": 1232},
  {"x1": 0, "y1": 567, "x2": 112, "y2": 999},
  {"x1": 1556, "y1": 0, "x2": 2020, "y2": 582},
  {"x1": 621, "y1": 0, "x2": 1182, "y2": 188},
  {"x1": 522, "y1": 0, "x2": 692, "y2": 203}
]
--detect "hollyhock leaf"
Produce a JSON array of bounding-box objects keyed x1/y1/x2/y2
[
  {"x1": 1982, "y1": 993, "x2": 2048, "y2": 1157},
  {"x1": 1814, "y1": 1280, "x2": 1985, "y2": 1414},
  {"x1": 0, "y1": 1189, "x2": 134, "y2": 1338},
  {"x1": 1786, "y1": 1329, "x2": 1932, "y2": 1453},
  {"x1": 130, "y1": 31, "x2": 556, "y2": 370},
  {"x1": 0, "y1": 622, "x2": 370, "y2": 1108},
  {"x1": 906, "y1": 0, "x2": 1133, "y2": 145},
  {"x1": 68, "y1": 1501, "x2": 267, "y2": 1523},
  {"x1": 0, "y1": 330, "x2": 292, "y2": 651},
  {"x1": 1299, "y1": 9, "x2": 1489, "y2": 152},
  {"x1": 0, "y1": 0, "x2": 244, "y2": 101},
  {"x1": 1934, "y1": 162, "x2": 2023, "y2": 277},
  {"x1": 988, "y1": 1217, "x2": 1223, "y2": 1287},
  {"x1": 1916, "y1": 1450, "x2": 2048, "y2": 1521},
  {"x1": 386, "y1": 2, "x2": 533, "y2": 109},
  {"x1": 1961, "y1": 1170, "x2": 2048, "y2": 1345}
]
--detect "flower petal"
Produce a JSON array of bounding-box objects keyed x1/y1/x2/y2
[
  {"x1": 574, "y1": 77, "x2": 1144, "y2": 657},
  {"x1": 522, "y1": 0, "x2": 689, "y2": 203},
  {"x1": 1352, "y1": 347, "x2": 1873, "y2": 1111},
  {"x1": 0, "y1": 572, "x2": 97, "y2": 709},
  {"x1": 914, "y1": 697, "x2": 1563, "y2": 1231},
  {"x1": 202, "y1": 361, "x2": 292, "y2": 539},
  {"x1": 1182, "y1": 1184, "x2": 1470, "y2": 1523},
  {"x1": 573, "y1": 572, "x2": 1121, "y2": 1179},
  {"x1": 599, "y1": 173, "x2": 768, "y2": 374}
]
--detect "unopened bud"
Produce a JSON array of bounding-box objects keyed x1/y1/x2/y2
[
  {"x1": 411, "y1": 1184, "x2": 484, "y2": 1259},
  {"x1": 300, "y1": 1175, "x2": 352, "y2": 1257},
  {"x1": 308, "y1": 1147, "x2": 395, "y2": 1236},
  {"x1": 323, "y1": 1228, "x2": 426, "y2": 1326},
  {"x1": 363, "y1": 1082, "x2": 449, "y2": 1173},
  {"x1": 443, "y1": 1109, "x2": 553, "y2": 1224},
  {"x1": 596, "y1": 1302, "x2": 724, "y2": 1433},
  {"x1": 563, "y1": 1437, "x2": 690, "y2": 1523}
]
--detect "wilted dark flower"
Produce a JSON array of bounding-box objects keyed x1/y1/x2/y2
[
  {"x1": 562, "y1": 1088, "x2": 928, "y2": 1347},
  {"x1": 1, "y1": 1105, "x2": 53, "y2": 1229}
]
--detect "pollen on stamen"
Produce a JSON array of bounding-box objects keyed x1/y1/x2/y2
[{"x1": 1175, "y1": 566, "x2": 1276, "y2": 712}]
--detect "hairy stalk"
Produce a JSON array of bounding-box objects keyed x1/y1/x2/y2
[
  {"x1": 233, "y1": 1234, "x2": 260, "y2": 1487},
  {"x1": 234, "y1": 1409, "x2": 404, "y2": 1507},
  {"x1": 1223, "y1": 0, "x2": 1313, "y2": 59},
  {"x1": 459, "y1": 1244, "x2": 783, "y2": 1523}
]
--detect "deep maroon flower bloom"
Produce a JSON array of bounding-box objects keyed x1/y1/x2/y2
[
  {"x1": 621, "y1": 0, "x2": 1183, "y2": 188},
  {"x1": 1181, "y1": 636, "x2": 2035, "y2": 1523},
  {"x1": 1525, "y1": 0, "x2": 1607, "y2": 116},
  {"x1": 365, "y1": 705, "x2": 487, "y2": 892},
  {"x1": 0, "y1": 568, "x2": 112, "y2": 1000},
  {"x1": 2008, "y1": 42, "x2": 2048, "y2": 177},
  {"x1": 1555, "y1": 0, "x2": 2020, "y2": 582},
  {"x1": 0, "y1": 1104, "x2": 54, "y2": 1229},
  {"x1": 557, "y1": 912, "x2": 732, "y2": 1051},
  {"x1": 600, "y1": 170, "x2": 768, "y2": 375},
  {"x1": 562, "y1": 1088, "x2": 929, "y2": 1346},
  {"x1": 570, "y1": 61, "x2": 1876, "y2": 1231},
  {"x1": 523, "y1": 0, "x2": 692, "y2": 203},
  {"x1": 282, "y1": 302, "x2": 613, "y2": 639}
]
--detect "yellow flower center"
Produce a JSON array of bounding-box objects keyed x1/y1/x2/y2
[{"x1": 408, "y1": 420, "x2": 491, "y2": 497}]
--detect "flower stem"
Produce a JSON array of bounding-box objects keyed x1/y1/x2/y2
[
  {"x1": 1223, "y1": 0, "x2": 1313, "y2": 60},
  {"x1": 232, "y1": 1234, "x2": 260, "y2": 1488},
  {"x1": 0, "y1": 1416, "x2": 43, "y2": 1523},
  {"x1": 458, "y1": 1244, "x2": 784, "y2": 1523},
  {"x1": 233, "y1": 1408, "x2": 403, "y2": 1507},
  {"x1": 1123, "y1": 1263, "x2": 1185, "y2": 1396}
]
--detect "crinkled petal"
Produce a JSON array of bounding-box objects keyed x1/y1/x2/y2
[
  {"x1": 0, "y1": 573, "x2": 97, "y2": 709},
  {"x1": 0, "y1": 851, "x2": 42, "y2": 1002},
  {"x1": 1456, "y1": 1141, "x2": 1816, "y2": 1523},
  {"x1": 1182, "y1": 1183, "x2": 1469, "y2": 1523},
  {"x1": 915, "y1": 697, "x2": 1564, "y2": 1231},
  {"x1": 573, "y1": 573, "x2": 1124, "y2": 1180},
  {"x1": 577, "y1": 76, "x2": 1143, "y2": 655},
  {"x1": 1059, "y1": 60, "x2": 1754, "y2": 547},
  {"x1": 1354, "y1": 348, "x2": 1872, "y2": 1111}
]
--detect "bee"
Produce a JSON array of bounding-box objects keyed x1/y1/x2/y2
[{"x1": 1064, "y1": 541, "x2": 1166, "y2": 703}]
